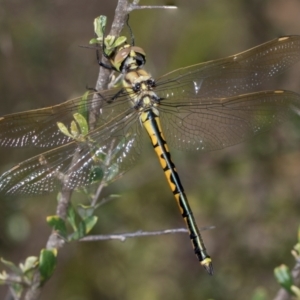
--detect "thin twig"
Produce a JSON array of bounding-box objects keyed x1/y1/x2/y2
[
  {"x1": 91, "y1": 181, "x2": 106, "y2": 207},
  {"x1": 80, "y1": 228, "x2": 189, "y2": 242},
  {"x1": 128, "y1": 5, "x2": 177, "y2": 12},
  {"x1": 130, "y1": 0, "x2": 177, "y2": 9},
  {"x1": 80, "y1": 226, "x2": 215, "y2": 242}
]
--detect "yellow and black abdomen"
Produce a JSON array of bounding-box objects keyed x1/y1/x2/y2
[{"x1": 140, "y1": 109, "x2": 213, "y2": 275}]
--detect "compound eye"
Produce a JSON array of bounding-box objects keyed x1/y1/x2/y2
[
  {"x1": 135, "y1": 54, "x2": 146, "y2": 67},
  {"x1": 147, "y1": 79, "x2": 155, "y2": 87}
]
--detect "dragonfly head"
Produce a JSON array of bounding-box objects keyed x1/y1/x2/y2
[{"x1": 110, "y1": 44, "x2": 146, "y2": 73}]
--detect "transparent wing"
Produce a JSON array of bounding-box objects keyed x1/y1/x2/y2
[
  {"x1": 159, "y1": 90, "x2": 300, "y2": 151},
  {"x1": 156, "y1": 35, "x2": 300, "y2": 99},
  {"x1": 0, "y1": 88, "x2": 133, "y2": 148},
  {"x1": 154, "y1": 35, "x2": 300, "y2": 151},
  {"x1": 0, "y1": 109, "x2": 143, "y2": 195}
]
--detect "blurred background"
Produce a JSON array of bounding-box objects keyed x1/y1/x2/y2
[{"x1": 1, "y1": 0, "x2": 300, "y2": 299}]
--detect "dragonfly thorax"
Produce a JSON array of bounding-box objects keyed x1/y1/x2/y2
[{"x1": 123, "y1": 69, "x2": 160, "y2": 112}]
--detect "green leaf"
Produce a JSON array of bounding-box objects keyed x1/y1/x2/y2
[
  {"x1": 103, "y1": 35, "x2": 127, "y2": 57},
  {"x1": 73, "y1": 113, "x2": 89, "y2": 136},
  {"x1": 19, "y1": 256, "x2": 38, "y2": 274},
  {"x1": 90, "y1": 16, "x2": 127, "y2": 57},
  {"x1": 46, "y1": 216, "x2": 67, "y2": 238},
  {"x1": 70, "y1": 222, "x2": 86, "y2": 241},
  {"x1": 67, "y1": 206, "x2": 77, "y2": 232},
  {"x1": 291, "y1": 286, "x2": 300, "y2": 298},
  {"x1": 0, "y1": 270, "x2": 8, "y2": 282},
  {"x1": 89, "y1": 166, "x2": 104, "y2": 183},
  {"x1": 0, "y1": 257, "x2": 22, "y2": 275},
  {"x1": 57, "y1": 110, "x2": 89, "y2": 142},
  {"x1": 78, "y1": 91, "x2": 90, "y2": 121},
  {"x1": 57, "y1": 122, "x2": 73, "y2": 138},
  {"x1": 93, "y1": 15, "x2": 107, "y2": 42},
  {"x1": 83, "y1": 216, "x2": 98, "y2": 234},
  {"x1": 104, "y1": 35, "x2": 116, "y2": 47},
  {"x1": 39, "y1": 249, "x2": 57, "y2": 284},
  {"x1": 70, "y1": 120, "x2": 79, "y2": 137},
  {"x1": 89, "y1": 38, "x2": 99, "y2": 44},
  {"x1": 77, "y1": 204, "x2": 95, "y2": 219},
  {"x1": 274, "y1": 264, "x2": 294, "y2": 294},
  {"x1": 111, "y1": 36, "x2": 127, "y2": 48}
]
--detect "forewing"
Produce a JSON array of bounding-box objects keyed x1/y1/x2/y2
[
  {"x1": 0, "y1": 87, "x2": 131, "y2": 148},
  {"x1": 159, "y1": 90, "x2": 300, "y2": 151},
  {"x1": 156, "y1": 36, "x2": 300, "y2": 99}
]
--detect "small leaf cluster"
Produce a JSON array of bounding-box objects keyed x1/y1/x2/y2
[
  {"x1": 0, "y1": 250, "x2": 56, "y2": 298},
  {"x1": 46, "y1": 203, "x2": 98, "y2": 242},
  {"x1": 273, "y1": 226, "x2": 300, "y2": 299},
  {"x1": 89, "y1": 15, "x2": 127, "y2": 57}
]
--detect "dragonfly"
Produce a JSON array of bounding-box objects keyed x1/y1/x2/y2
[{"x1": 1, "y1": 35, "x2": 300, "y2": 275}]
